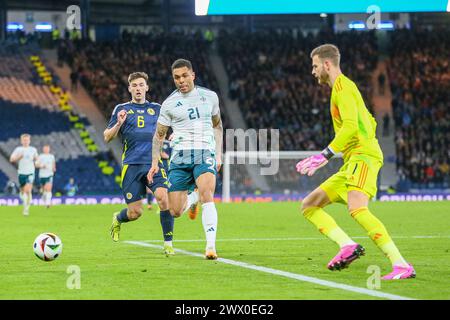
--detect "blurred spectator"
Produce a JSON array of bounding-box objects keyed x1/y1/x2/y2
[
  {"x1": 64, "y1": 177, "x2": 79, "y2": 196},
  {"x1": 383, "y1": 113, "x2": 390, "y2": 137},
  {"x1": 57, "y1": 41, "x2": 67, "y2": 67},
  {"x1": 70, "y1": 68, "x2": 79, "y2": 92},
  {"x1": 218, "y1": 28, "x2": 378, "y2": 152},
  {"x1": 387, "y1": 27, "x2": 450, "y2": 189},
  {"x1": 4, "y1": 180, "x2": 19, "y2": 195},
  {"x1": 63, "y1": 33, "x2": 218, "y2": 113},
  {"x1": 378, "y1": 72, "x2": 386, "y2": 95}
]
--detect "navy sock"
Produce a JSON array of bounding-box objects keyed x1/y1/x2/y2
[
  {"x1": 117, "y1": 208, "x2": 129, "y2": 223},
  {"x1": 147, "y1": 193, "x2": 154, "y2": 204},
  {"x1": 160, "y1": 210, "x2": 174, "y2": 241}
]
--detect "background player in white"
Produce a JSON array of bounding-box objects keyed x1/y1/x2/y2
[
  {"x1": 36, "y1": 144, "x2": 56, "y2": 208},
  {"x1": 148, "y1": 58, "x2": 223, "y2": 259},
  {"x1": 9, "y1": 134, "x2": 38, "y2": 216}
]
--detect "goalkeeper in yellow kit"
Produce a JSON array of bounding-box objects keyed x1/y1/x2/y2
[{"x1": 296, "y1": 44, "x2": 415, "y2": 280}]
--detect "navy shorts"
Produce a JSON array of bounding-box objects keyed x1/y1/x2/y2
[
  {"x1": 161, "y1": 159, "x2": 170, "y2": 170},
  {"x1": 121, "y1": 162, "x2": 168, "y2": 204},
  {"x1": 168, "y1": 149, "x2": 216, "y2": 192}
]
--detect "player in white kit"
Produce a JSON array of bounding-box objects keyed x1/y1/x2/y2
[
  {"x1": 36, "y1": 144, "x2": 56, "y2": 208},
  {"x1": 147, "y1": 59, "x2": 223, "y2": 259},
  {"x1": 9, "y1": 134, "x2": 38, "y2": 216}
]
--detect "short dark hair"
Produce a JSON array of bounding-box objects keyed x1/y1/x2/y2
[
  {"x1": 171, "y1": 59, "x2": 193, "y2": 71},
  {"x1": 128, "y1": 72, "x2": 149, "y2": 85}
]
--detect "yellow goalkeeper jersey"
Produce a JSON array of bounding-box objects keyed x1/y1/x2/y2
[{"x1": 328, "y1": 74, "x2": 383, "y2": 163}]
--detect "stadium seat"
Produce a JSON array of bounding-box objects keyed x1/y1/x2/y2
[{"x1": 0, "y1": 47, "x2": 121, "y2": 195}]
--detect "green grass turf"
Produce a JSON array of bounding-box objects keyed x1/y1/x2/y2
[{"x1": 1, "y1": 201, "x2": 449, "y2": 300}]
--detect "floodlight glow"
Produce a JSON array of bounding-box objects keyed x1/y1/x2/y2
[
  {"x1": 349, "y1": 21, "x2": 366, "y2": 29},
  {"x1": 35, "y1": 23, "x2": 53, "y2": 31},
  {"x1": 7, "y1": 23, "x2": 24, "y2": 31},
  {"x1": 378, "y1": 21, "x2": 395, "y2": 30},
  {"x1": 195, "y1": 0, "x2": 210, "y2": 16}
]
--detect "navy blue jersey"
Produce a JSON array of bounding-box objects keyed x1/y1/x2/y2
[
  {"x1": 162, "y1": 140, "x2": 172, "y2": 160},
  {"x1": 108, "y1": 100, "x2": 161, "y2": 165}
]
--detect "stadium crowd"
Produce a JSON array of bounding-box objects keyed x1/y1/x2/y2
[
  {"x1": 56, "y1": 27, "x2": 448, "y2": 194},
  {"x1": 58, "y1": 31, "x2": 223, "y2": 122},
  {"x1": 218, "y1": 29, "x2": 378, "y2": 152},
  {"x1": 57, "y1": 31, "x2": 229, "y2": 193},
  {"x1": 217, "y1": 29, "x2": 378, "y2": 192},
  {"x1": 387, "y1": 28, "x2": 450, "y2": 189}
]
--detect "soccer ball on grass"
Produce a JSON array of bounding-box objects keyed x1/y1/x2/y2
[{"x1": 33, "y1": 233, "x2": 63, "y2": 261}]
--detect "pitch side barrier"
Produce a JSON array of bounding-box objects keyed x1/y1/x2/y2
[{"x1": 1, "y1": 192, "x2": 449, "y2": 206}]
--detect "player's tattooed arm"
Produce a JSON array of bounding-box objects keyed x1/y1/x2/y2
[
  {"x1": 152, "y1": 123, "x2": 169, "y2": 167},
  {"x1": 212, "y1": 112, "x2": 223, "y2": 170}
]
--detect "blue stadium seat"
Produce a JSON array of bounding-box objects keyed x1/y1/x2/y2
[
  {"x1": 0, "y1": 170, "x2": 8, "y2": 191},
  {"x1": 0, "y1": 99, "x2": 73, "y2": 140}
]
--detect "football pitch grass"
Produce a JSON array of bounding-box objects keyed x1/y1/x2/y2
[{"x1": 1, "y1": 201, "x2": 449, "y2": 300}]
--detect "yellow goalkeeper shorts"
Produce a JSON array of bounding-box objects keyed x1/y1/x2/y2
[{"x1": 320, "y1": 154, "x2": 383, "y2": 204}]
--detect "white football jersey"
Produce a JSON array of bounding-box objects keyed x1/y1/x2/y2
[
  {"x1": 38, "y1": 154, "x2": 56, "y2": 178},
  {"x1": 11, "y1": 146, "x2": 38, "y2": 175},
  {"x1": 158, "y1": 86, "x2": 220, "y2": 153}
]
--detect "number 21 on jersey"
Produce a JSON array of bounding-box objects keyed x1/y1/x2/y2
[{"x1": 188, "y1": 107, "x2": 200, "y2": 120}]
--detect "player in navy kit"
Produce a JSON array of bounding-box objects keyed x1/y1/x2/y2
[
  {"x1": 146, "y1": 139, "x2": 170, "y2": 211},
  {"x1": 104, "y1": 72, "x2": 175, "y2": 256}
]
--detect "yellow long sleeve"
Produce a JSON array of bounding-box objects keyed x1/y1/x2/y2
[
  {"x1": 327, "y1": 74, "x2": 383, "y2": 162},
  {"x1": 329, "y1": 88, "x2": 358, "y2": 153}
]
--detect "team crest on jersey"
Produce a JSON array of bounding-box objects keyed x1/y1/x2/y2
[
  {"x1": 126, "y1": 193, "x2": 133, "y2": 200},
  {"x1": 147, "y1": 108, "x2": 155, "y2": 115}
]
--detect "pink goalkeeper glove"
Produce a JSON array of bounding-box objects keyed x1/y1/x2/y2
[{"x1": 296, "y1": 154, "x2": 329, "y2": 176}]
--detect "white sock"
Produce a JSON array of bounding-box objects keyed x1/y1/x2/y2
[
  {"x1": 201, "y1": 202, "x2": 218, "y2": 250},
  {"x1": 22, "y1": 193, "x2": 28, "y2": 207},
  {"x1": 183, "y1": 191, "x2": 199, "y2": 213},
  {"x1": 164, "y1": 241, "x2": 173, "y2": 247},
  {"x1": 19, "y1": 192, "x2": 24, "y2": 202},
  {"x1": 26, "y1": 193, "x2": 32, "y2": 210},
  {"x1": 43, "y1": 191, "x2": 52, "y2": 206},
  {"x1": 22, "y1": 193, "x2": 32, "y2": 211}
]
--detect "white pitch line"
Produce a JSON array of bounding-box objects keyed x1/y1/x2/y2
[
  {"x1": 138, "y1": 235, "x2": 450, "y2": 243},
  {"x1": 124, "y1": 240, "x2": 415, "y2": 301}
]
